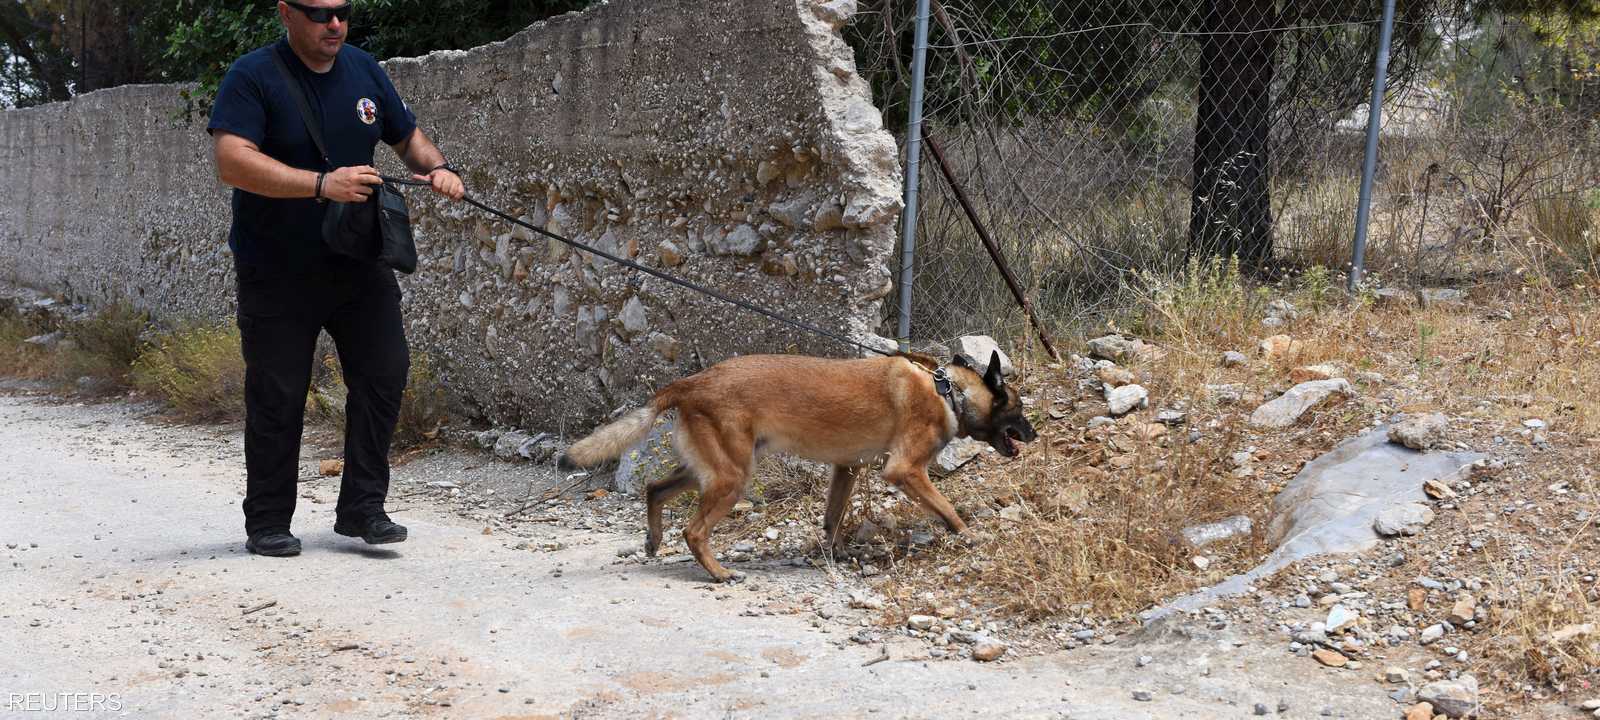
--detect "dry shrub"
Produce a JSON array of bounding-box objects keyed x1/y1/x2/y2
[
  {"x1": 309, "y1": 350, "x2": 450, "y2": 449},
  {"x1": 131, "y1": 322, "x2": 246, "y2": 422},
  {"x1": 0, "y1": 307, "x2": 52, "y2": 380},
  {"x1": 55, "y1": 302, "x2": 149, "y2": 391},
  {"x1": 0, "y1": 301, "x2": 149, "y2": 392}
]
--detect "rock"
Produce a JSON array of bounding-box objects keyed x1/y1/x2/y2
[
  {"x1": 647, "y1": 332, "x2": 680, "y2": 362},
  {"x1": 1248, "y1": 379, "x2": 1354, "y2": 428},
  {"x1": 618, "y1": 296, "x2": 649, "y2": 337},
  {"x1": 1087, "y1": 335, "x2": 1155, "y2": 363},
  {"x1": 1418, "y1": 675, "x2": 1479, "y2": 718},
  {"x1": 1205, "y1": 383, "x2": 1245, "y2": 405},
  {"x1": 1222, "y1": 350, "x2": 1249, "y2": 367},
  {"x1": 1550, "y1": 623, "x2": 1595, "y2": 644},
  {"x1": 971, "y1": 641, "x2": 1007, "y2": 662},
  {"x1": 1386, "y1": 667, "x2": 1410, "y2": 684},
  {"x1": 494, "y1": 431, "x2": 534, "y2": 460},
  {"x1": 767, "y1": 197, "x2": 812, "y2": 227},
  {"x1": 1423, "y1": 479, "x2": 1456, "y2": 500},
  {"x1": 1131, "y1": 422, "x2": 1168, "y2": 441},
  {"x1": 1374, "y1": 503, "x2": 1435, "y2": 536},
  {"x1": 953, "y1": 336, "x2": 1013, "y2": 376},
  {"x1": 1405, "y1": 702, "x2": 1435, "y2": 720},
  {"x1": 613, "y1": 416, "x2": 677, "y2": 495},
  {"x1": 515, "y1": 433, "x2": 559, "y2": 462},
  {"x1": 1290, "y1": 364, "x2": 1341, "y2": 383},
  {"x1": 1191, "y1": 556, "x2": 1211, "y2": 570},
  {"x1": 1522, "y1": 418, "x2": 1546, "y2": 430},
  {"x1": 1419, "y1": 624, "x2": 1446, "y2": 645},
  {"x1": 1372, "y1": 288, "x2": 1415, "y2": 308},
  {"x1": 1096, "y1": 365, "x2": 1136, "y2": 387},
  {"x1": 1326, "y1": 604, "x2": 1358, "y2": 633},
  {"x1": 1180, "y1": 515, "x2": 1253, "y2": 549},
  {"x1": 1155, "y1": 410, "x2": 1186, "y2": 425},
  {"x1": 1581, "y1": 698, "x2": 1600, "y2": 710},
  {"x1": 318, "y1": 459, "x2": 343, "y2": 476},
  {"x1": 1253, "y1": 703, "x2": 1270, "y2": 715},
  {"x1": 708, "y1": 224, "x2": 764, "y2": 255},
  {"x1": 1259, "y1": 334, "x2": 1302, "y2": 361},
  {"x1": 1417, "y1": 288, "x2": 1466, "y2": 308},
  {"x1": 1105, "y1": 384, "x2": 1149, "y2": 417},
  {"x1": 1312, "y1": 648, "x2": 1349, "y2": 667},
  {"x1": 813, "y1": 0, "x2": 858, "y2": 28},
  {"x1": 1088, "y1": 334, "x2": 1132, "y2": 361},
  {"x1": 657, "y1": 241, "x2": 684, "y2": 267},
  {"x1": 1408, "y1": 587, "x2": 1428, "y2": 612},
  {"x1": 22, "y1": 331, "x2": 62, "y2": 347},
  {"x1": 1132, "y1": 690, "x2": 1153, "y2": 702},
  {"x1": 1268, "y1": 299, "x2": 1299, "y2": 320},
  {"x1": 472, "y1": 430, "x2": 501, "y2": 449},
  {"x1": 907, "y1": 615, "x2": 936, "y2": 631},
  {"x1": 1447, "y1": 595, "x2": 1476, "y2": 626},
  {"x1": 1390, "y1": 413, "x2": 1450, "y2": 451},
  {"x1": 848, "y1": 591, "x2": 885, "y2": 611},
  {"x1": 932, "y1": 437, "x2": 989, "y2": 476}
]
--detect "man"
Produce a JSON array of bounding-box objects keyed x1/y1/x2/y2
[{"x1": 208, "y1": 0, "x2": 464, "y2": 557}]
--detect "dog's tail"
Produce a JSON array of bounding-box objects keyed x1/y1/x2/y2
[{"x1": 558, "y1": 396, "x2": 669, "y2": 470}]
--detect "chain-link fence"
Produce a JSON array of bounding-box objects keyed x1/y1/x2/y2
[{"x1": 849, "y1": 0, "x2": 1600, "y2": 352}]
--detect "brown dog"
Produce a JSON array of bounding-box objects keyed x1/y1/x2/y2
[{"x1": 559, "y1": 350, "x2": 1036, "y2": 582}]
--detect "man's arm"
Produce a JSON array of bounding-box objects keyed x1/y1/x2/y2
[
  {"x1": 391, "y1": 128, "x2": 464, "y2": 201},
  {"x1": 212, "y1": 130, "x2": 381, "y2": 203}
]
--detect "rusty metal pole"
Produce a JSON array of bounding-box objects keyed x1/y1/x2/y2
[{"x1": 923, "y1": 132, "x2": 1061, "y2": 361}]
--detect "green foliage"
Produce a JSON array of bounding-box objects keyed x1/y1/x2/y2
[{"x1": 154, "y1": 0, "x2": 597, "y2": 117}]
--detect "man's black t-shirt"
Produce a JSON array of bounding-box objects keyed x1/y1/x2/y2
[{"x1": 208, "y1": 39, "x2": 417, "y2": 275}]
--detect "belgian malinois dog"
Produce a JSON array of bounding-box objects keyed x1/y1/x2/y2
[{"x1": 559, "y1": 351, "x2": 1037, "y2": 582}]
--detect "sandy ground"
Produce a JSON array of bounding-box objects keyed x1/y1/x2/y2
[{"x1": 0, "y1": 394, "x2": 1399, "y2": 719}]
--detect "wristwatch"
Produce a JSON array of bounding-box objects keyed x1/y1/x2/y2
[{"x1": 429, "y1": 162, "x2": 458, "y2": 177}]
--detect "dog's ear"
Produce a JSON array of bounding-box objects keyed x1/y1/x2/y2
[{"x1": 983, "y1": 350, "x2": 1005, "y2": 392}]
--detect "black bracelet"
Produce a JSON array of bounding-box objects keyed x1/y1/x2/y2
[
  {"x1": 429, "y1": 162, "x2": 457, "y2": 176},
  {"x1": 314, "y1": 171, "x2": 326, "y2": 202}
]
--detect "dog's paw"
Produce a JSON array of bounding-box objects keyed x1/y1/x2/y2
[{"x1": 717, "y1": 569, "x2": 747, "y2": 584}]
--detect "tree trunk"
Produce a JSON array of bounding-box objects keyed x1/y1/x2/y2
[{"x1": 1188, "y1": 0, "x2": 1278, "y2": 268}]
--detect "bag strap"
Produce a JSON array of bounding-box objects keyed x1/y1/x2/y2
[{"x1": 268, "y1": 47, "x2": 332, "y2": 170}]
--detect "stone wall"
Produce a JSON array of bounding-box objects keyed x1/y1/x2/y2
[{"x1": 0, "y1": 0, "x2": 901, "y2": 429}]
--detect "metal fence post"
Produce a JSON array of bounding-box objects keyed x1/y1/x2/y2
[
  {"x1": 1348, "y1": 0, "x2": 1398, "y2": 291},
  {"x1": 896, "y1": 0, "x2": 932, "y2": 352}
]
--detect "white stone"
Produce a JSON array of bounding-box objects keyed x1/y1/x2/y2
[
  {"x1": 953, "y1": 335, "x2": 1013, "y2": 376},
  {"x1": 1249, "y1": 379, "x2": 1354, "y2": 428}
]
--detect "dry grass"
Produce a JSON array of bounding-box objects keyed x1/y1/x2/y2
[
  {"x1": 0, "y1": 310, "x2": 53, "y2": 380},
  {"x1": 130, "y1": 322, "x2": 247, "y2": 422},
  {"x1": 309, "y1": 350, "x2": 451, "y2": 449},
  {"x1": 0, "y1": 300, "x2": 149, "y2": 393}
]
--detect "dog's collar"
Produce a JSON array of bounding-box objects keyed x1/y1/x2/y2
[{"x1": 933, "y1": 365, "x2": 964, "y2": 420}]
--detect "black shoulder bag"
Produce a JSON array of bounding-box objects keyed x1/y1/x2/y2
[{"x1": 269, "y1": 49, "x2": 418, "y2": 274}]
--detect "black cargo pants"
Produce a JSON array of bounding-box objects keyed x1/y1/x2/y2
[{"x1": 235, "y1": 260, "x2": 409, "y2": 537}]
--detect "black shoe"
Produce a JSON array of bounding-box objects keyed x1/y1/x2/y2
[
  {"x1": 334, "y1": 514, "x2": 408, "y2": 545},
  {"x1": 246, "y1": 530, "x2": 302, "y2": 557}
]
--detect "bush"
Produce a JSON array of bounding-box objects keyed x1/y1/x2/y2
[
  {"x1": 131, "y1": 322, "x2": 246, "y2": 422},
  {"x1": 309, "y1": 350, "x2": 448, "y2": 450}
]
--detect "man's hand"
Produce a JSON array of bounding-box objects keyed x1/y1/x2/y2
[
  {"x1": 413, "y1": 167, "x2": 465, "y2": 201},
  {"x1": 323, "y1": 165, "x2": 384, "y2": 202}
]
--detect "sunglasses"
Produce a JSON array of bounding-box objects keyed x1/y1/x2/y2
[{"x1": 283, "y1": 1, "x2": 352, "y2": 24}]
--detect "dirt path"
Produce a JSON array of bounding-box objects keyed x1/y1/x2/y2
[{"x1": 0, "y1": 394, "x2": 1399, "y2": 719}]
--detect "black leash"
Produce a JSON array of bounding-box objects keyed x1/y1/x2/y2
[{"x1": 384, "y1": 177, "x2": 893, "y2": 358}]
